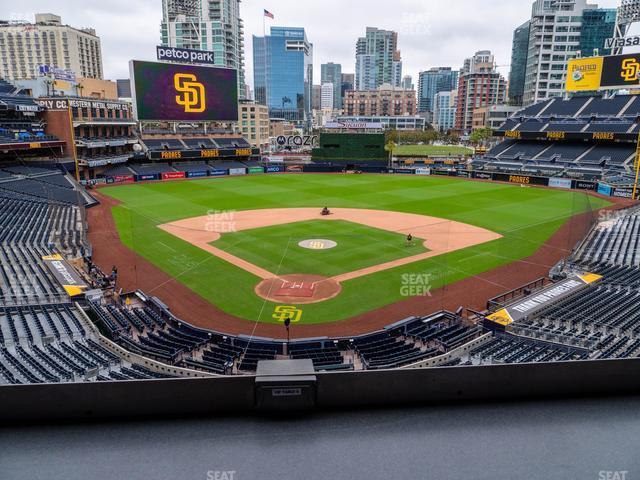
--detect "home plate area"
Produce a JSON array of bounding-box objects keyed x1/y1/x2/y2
[{"x1": 255, "y1": 274, "x2": 342, "y2": 304}]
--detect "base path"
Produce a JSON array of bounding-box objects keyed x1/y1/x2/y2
[
  {"x1": 88, "y1": 190, "x2": 633, "y2": 339},
  {"x1": 158, "y1": 208, "x2": 502, "y2": 284}
]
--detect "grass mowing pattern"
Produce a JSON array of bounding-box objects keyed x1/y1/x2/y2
[
  {"x1": 212, "y1": 219, "x2": 427, "y2": 277},
  {"x1": 103, "y1": 174, "x2": 610, "y2": 325}
]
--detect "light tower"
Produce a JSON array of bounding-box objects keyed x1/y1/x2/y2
[{"x1": 612, "y1": 0, "x2": 640, "y2": 54}]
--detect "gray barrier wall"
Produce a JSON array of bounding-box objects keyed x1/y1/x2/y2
[{"x1": 2, "y1": 357, "x2": 640, "y2": 422}]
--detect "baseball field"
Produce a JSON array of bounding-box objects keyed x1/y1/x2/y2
[{"x1": 97, "y1": 173, "x2": 609, "y2": 326}]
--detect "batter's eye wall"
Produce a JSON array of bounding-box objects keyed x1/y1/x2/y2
[{"x1": 312, "y1": 133, "x2": 387, "y2": 161}]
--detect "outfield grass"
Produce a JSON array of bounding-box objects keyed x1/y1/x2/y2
[
  {"x1": 211, "y1": 219, "x2": 427, "y2": 277},
  {"x1": 393, "y1": 145, "x2": 474, "y2": 157},
  {"x1": 102, "y1": 174, "x2": 610, "y2": 325}
]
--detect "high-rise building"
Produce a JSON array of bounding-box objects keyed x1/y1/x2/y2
[
  {"x1": 520, "y1": 0, "x2": 613, "y2": 105},
  {"x1": 417, "y1": 67, "x2": 459, "y2": 113},
  {"x1": 401, "y1": 75, "x2": 414, "y2": 91},
  {"x1": 355, "y1": 27, "x2": 402, "y2": 90},
  {"x1": 160, "y1": 0, "x2": 246, "y2": 98},
  {"x1": 341, "y1": 73, "x2": 354, "y2": 105},
  {"x1": 253, "y1": 26, "x2": 313, "y2": 125},
  {"x1": 454, "y1": 50, "x2": 507, "y2": 133},
  {"x1": 321, "y1": 63, "x2": 342, "y2": 109},
  {"x1": 433, "y1": 90, "x2": 457, "y2": 133},
  {"x1": 343, "y1": 85, "x2": 416, "y2": 117},
  {"x1": 321, "y1": 83, "x2": 334, "y2": 110},
  {"x1": 580, "y1": 8, "x2": 617, "y2": 57},
  {"x1": 508, "y1": 21, "x2": 530, "y2": 106},
  {"x1": 0, "y1": 13, "x2": 103, "y2": 81},
  {"x1": 312, "y1": 85, "x2": 322, "y2": 110}
]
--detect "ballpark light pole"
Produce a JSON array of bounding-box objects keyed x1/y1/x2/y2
[{"x1": 634, "y1": 130, "x2": 640, "y2": 200}]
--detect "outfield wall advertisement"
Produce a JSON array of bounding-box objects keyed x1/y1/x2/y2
[{"x1": 129, "y1": 60, "x2": 238, "y2": 121}]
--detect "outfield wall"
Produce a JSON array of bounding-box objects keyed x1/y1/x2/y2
[{"x1": 96, "y1": 164, "x2": 636, "y2": 200}]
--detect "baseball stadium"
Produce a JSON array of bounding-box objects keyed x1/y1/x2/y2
[{"x1": 2, "y1": 9, "x2": 640, "y2": 436}]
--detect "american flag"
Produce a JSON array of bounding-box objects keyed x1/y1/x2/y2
[{"x1": 264, "y1": 9, "x2": 274, "y2": 19}]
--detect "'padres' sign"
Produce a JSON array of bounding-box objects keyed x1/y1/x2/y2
[{"x1": 174, "y1": 73, "x2": 205, "y2": 113}]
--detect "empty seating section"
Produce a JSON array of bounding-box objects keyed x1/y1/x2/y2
[
  {"x1": 469, "y1": 335, "x2": 587, "y2": 365},
  {"x1": 536, "y1": 143, "x2": 590, "y2": 162},
  {"x1": 543, "y1": 97, "x2": 590, "y2": 117},
  {"x1": 581, "y1": 95, "x2": 633, "y2": 117},
  {"x1": 486, "y1": 95, "x2": 640, "y2": 178},
  {"x1": 498, "y1": 142, "x2": 549, "y2": 159},
  {"x1": 515, "y1": 119, "x2": 547, "y2": 132},
  {"x1": 575, "y1": 209, "x2": 640, "y2": 267},
  {"x1": 130, "y1": 163, "x2": 176, "y2": 175},
  {"x1": 288, "y1": 342, "x2": 351, "y2": 371},
  {"x1": 0, "y1": 304, "x2": 166, "y2": 384},
  {"x1": 545, "y1": 121, "x2": 587, "y2": 132},
  {"x1": 211, "y1": 137, "x2": 251, "y2": 148},
  {"x1": 585, "y1": 121, "x2": 633, "y2": 133}
]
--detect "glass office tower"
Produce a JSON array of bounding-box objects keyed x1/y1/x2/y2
[{"x1": 253, "y1": 27, "x2": 313, "y2": 126}]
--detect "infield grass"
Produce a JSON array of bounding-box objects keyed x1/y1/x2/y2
[
  {"x1": 102, "y1": 174, "x2": 610, "y2": 325},
  {"x1": 211, "y1": 219, "x2": 427, "y2": 277}
]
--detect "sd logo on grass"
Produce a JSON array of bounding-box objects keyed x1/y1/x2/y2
[{"x1": 272, "y1": 305, "x2": 303, "y2": 323}]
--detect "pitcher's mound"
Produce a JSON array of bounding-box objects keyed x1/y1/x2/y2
[{"x1": 255, "y1": 274, "x2": 342, "y2": 304}]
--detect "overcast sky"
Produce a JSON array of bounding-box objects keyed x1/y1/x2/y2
[{"x1": 10, "y1": 0, "x2": 623, "y2": 87}]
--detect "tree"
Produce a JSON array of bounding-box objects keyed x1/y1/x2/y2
[{"x1": 469, "y1": 127, "x2": 493, "y2": 146}]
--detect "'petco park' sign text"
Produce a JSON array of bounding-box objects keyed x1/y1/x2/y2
[{"x1": 156, "y1": 46, "x2": 216, "y2": 66}]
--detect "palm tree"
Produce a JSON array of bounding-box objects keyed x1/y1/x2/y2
[{"x1": 385, "y1": 140, "x2": 397, "y2": 168}]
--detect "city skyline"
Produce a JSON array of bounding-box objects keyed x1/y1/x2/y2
[{"x1": 4, "y1": 0, "x2": 624, "y2": 88}]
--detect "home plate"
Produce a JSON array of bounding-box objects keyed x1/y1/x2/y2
[
  {"x1": 255, "y1": 274, "x2": 343, "y2": 304},
  {"x1": 276, "y1": 280, "x2": 315, "y2": 297}
]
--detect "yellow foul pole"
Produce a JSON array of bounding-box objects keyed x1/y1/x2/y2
[{"x1": 634, "y1": 130, "x2": 640, "y2": 201}]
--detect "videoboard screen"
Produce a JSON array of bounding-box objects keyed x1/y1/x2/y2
[{"x1": 129, "y1": 60, "x2": 238, "y2": 121}]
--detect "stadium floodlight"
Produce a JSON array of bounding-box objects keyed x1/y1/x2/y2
[{"x1": 618, "y1": 0, "x2": 640, "y2": 25}]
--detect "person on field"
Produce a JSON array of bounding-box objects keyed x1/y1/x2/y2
[{"x1": 406, "y1": 233, "x2": 413, "y2": 247}]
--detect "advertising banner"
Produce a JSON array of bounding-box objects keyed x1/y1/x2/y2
[
  {"x1": 566, "y1": 57, "x2": 604, "y2": 92},
  {"x1": 393, "y1": 168, "x2": 415, "y2": 175},
  {"x1": 135, "y1": 174, "x2": 158, "y2": 182},
  {"x1": 456, "y1": 170, "x2": 472, "y2": 178},
  {"x1": 473, "y1": 172, "x2": 493, "y2": 180},
  {"x1": 186, "y1": 170, "x2": 208, "y2": 178},
  {"x1": 248, "y1": 166, "x2": 264, "y2": 174},
  {"x1": 485, "y1": 273, "x2": 602, "y2": 327},
  {"x1": 111, "y1": 174, "x2": 134, "y2": 184},
  {"x1": 548, "y1": 178, "x2": 573, "y2": 189},
  {"x1": 566, "y1": 53, "x2": 640, "y2": 92},
  {"x1": 265, "y1": 165, "x2": 284, "y2": 173},
  {"x1": 41, "y1": 254, "x2": 88, "y2": 297},
  {"x1": 129, "y1": 60, "x2": 238, "y2": 121},
  {"x1": 574, "y1": 180, "x2": 597, "y2": 191},
  {"x1": 597, "y1": 183, "x2": 613, "y2": 196},
  {"x1": 493, "y1": 173, "x2": 549, "y2": 186},
  {"x1": 414, "y1": 168, "x2": 431, "y2": 176},
  {"x1": 285, "y1": 165, "x2": 304, "y2": 173},
  {"x1": 229, "y1": 167, "x2": 246, "y2": 175},
  {"x1": 162, "y1": 171, "x2": 186, "y2": 181},
  {"x1": 612, "y1": 187, "x2": 634, "y2": 199},
  {"x1": 210, "y1": 169, "x2": 228, "y2": 176}
]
